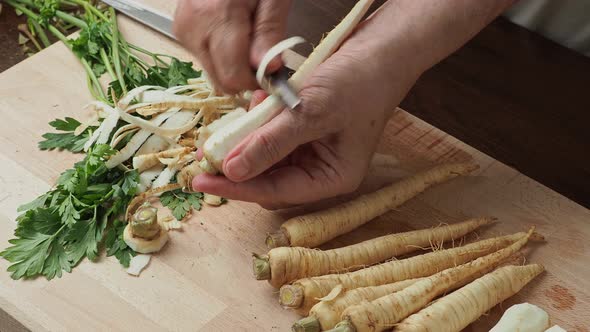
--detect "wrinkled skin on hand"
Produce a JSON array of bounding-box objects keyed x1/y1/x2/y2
[
  {"x1": 192, "y1": 28, "x2": 420, "y2": 209},
  {"x1": 174, "y1": 0, "x2": 292, "y2": 94}
]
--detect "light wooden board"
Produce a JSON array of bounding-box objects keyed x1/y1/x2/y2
[{"x1": 0, "y1": 2, "x2": 589, "y2": 331}]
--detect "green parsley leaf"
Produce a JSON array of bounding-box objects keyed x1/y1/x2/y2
[
  {"x1": 39, "y1": 117, "x2": 95, "y2": 153},
  {"x1": 104, "y1": 219, "x2": 135, "y2": 268},
  {"x1": 160, "y1": 190, "x2": 204, "y2": 221},
  {"x1": 1, "y1": 231, "x2": 62, "y2": 280}
]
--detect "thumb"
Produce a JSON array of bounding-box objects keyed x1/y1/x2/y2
[
  {"x1": 222, "y1": 109, "x2": 309, "y2": 182},
  {"x1": 250, "y1": 0, "x2": 293, "y2": 73}
]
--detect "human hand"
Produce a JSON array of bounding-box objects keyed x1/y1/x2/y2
[
  {"x1": 173, "y1": 0, "x2": 292, "y2": 94},
  {"x1": 191, "y1": 26, "x2": 422, "y2": 209}
]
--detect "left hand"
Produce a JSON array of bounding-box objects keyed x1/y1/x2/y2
[{"x1": 191, "y1": 20, "x2": 422, "y2": 209}]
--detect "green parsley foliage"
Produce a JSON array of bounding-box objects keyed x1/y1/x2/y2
[
  {"x1": 160, "y1": 190, "x2": 203, "y2": 221},
  {"x1": 104, "y1": 219, "x2": 135, "y2": 268},
  {"x1": 38, "y1": 117, "x2": 95, "y2": 153},
  {"x1": 0, "y1": 145, "x2": 140, "y2": 280}
]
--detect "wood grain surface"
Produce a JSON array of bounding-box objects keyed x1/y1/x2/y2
[{"x1": 0, "y1": 1, "x2": 589, "y2": 331}]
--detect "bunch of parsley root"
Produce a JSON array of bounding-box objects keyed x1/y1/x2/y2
[{"x1": 1, "y1": 0, "x2": 203, "y2": 280}]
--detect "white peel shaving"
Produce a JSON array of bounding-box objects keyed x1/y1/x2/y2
[
  {"x1": 255, "y1": 36, "x2": 306, "y2": 89},
  {"x1": 126, "y1": 254, "x2": 151, "y2": 276}
]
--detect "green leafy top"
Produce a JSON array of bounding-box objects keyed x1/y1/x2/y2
[
  {"x1": 0, "y1": 145, "x2": 139, "y2": 280},
  {"x1": 160, "y1": 190, "x2": 203, "y2": 221},
  {"x1": 38, "y1": 117, "x2": 95, "y2": 153}
]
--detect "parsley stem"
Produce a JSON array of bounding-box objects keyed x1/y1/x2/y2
[
  {"x1": 30, "y1": 20, "x2": 51, "y2": 48},
  {"x1": 100, "y1": 48, "x2": 117, "y2": 81},
  {"x1": 55, "y1": 10, "x2": 87, "y2": 29},
  {"x1": 110, "y1": 8, "x2": 127, "y2": 95}
]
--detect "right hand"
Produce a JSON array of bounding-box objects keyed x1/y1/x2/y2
[{"x1": 173, "y1": 0, "x2": 292, "y2": 94}]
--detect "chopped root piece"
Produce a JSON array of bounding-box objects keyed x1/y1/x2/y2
[
  {"x1": 268, "y1": 162, "x2": 479, "y2": 248},
  {"x1": 489, "y1": 303, "x2": 550, "y2": 332},
  {"x1": 127, "y1": 254, "x2": 151, "y2": 276},
  {"x1": 203, "y1": 194, "x2": 223, "y2": 206}
]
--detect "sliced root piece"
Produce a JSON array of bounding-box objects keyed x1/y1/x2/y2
[
  {"x1": 123, "y1": 203, "x2": 169, "y2": 254},
  {"x1": 196, "y1": 108, "x2": 247, "y2": 149},
  {"x1": 489, "y1": 303, "x2": 550, "y2": 332},
  {"x1": 126, "y1": 254, "x2": 151, "y2": 276},
  {"x1": 203, "y1": 194, "x2": 223, "y2": 206},
  {"x1": 124, "y1": 224, "x2": 168, "y2": 254},
  {"x1": 125, "y1": 183, "x2": 182, "y2": 222}
]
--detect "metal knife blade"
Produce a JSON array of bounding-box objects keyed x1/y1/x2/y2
[
  {"x1": 104, "y1": 0, "x2": 301, "y2": 109},
  {"x1": 268, "y1": 67, "x2": 301, "y2": 110},
  {"x1": 102, "y1": 0, "x2": 175, "y2": 39}
]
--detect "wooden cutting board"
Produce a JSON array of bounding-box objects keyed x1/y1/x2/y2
[{"x1": 0, "y1": 2, "x2": 588, "y2": 331}]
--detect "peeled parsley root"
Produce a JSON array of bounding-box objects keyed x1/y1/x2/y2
[
  {"x1": 331, "y1": 228, "x2": 535, "y2": 332},
  {"x1": 489, "y1": 303, "x2": 550, "y2": 332},
  {"x1": 294, "y1": 279, "x2": 422, "y2": 332},
  {"x1": 279, "y1": 232, "x2": 533, "y2": 315},
  {"x1": 267, "y1": 162, "x2": 479, "y2": 249},
  {"x1": 393, "y1": 264, "x2": 545, "y2": 332},
  {"x1": 255, "y1": 217, "x2": 492, "y2": 288},
  {"x1": 201, "y1": 0, "x2": 376, "y2": 172}
]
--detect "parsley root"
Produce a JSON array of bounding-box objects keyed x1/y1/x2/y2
[
  {"x1": 294, "y1": 279, "x2": 422, "y2": 332},
  {"x1": 279, "y1": 231, "x2": 531, "y2": 315},
  {"x1": 267, "y1": 162, "x2": 479, "y2": 249},
  {"x1": 255, "y1": 217, "x2": 492, "y2": 288},
  {"x1": 393, "y1": 264, "x2": 545, "y2": 332},
  {"x1": 332, "y1": 228, "x2": 536, "y2": 332}
]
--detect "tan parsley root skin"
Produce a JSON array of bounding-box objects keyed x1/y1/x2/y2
[
  {"x1": 330, "y1": 228, "x2": 536, "y2": 332},
  {"x1": 254, "y1": 217, "x2": 492, "y2": 288},
  {"x1": 123, "y1": 202, "x2": 169, "y2": 254},
  {"x1": 294, "y1": 279, "x2": 422, "y2": 332},
  {"x1": 392, "y1": 264, "x2": 545, "y2": 332},
  {"x1": 279, "y1": 231, "x2": 534, "y2": 315},
  {"x1": 266, "y1": 162, "x2": 479, "y2": 249}
]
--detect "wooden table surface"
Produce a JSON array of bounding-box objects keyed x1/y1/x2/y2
[
  {"x1": 6, "y1": 1, "x2": 587, "y2": 207},
  {"x1": 0, "y1": 1, "x2": 589, "y2": 332}
]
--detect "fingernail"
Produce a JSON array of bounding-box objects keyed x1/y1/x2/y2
[{"x1": 225, "y1": 157, "x2": 250, "y2": 180}]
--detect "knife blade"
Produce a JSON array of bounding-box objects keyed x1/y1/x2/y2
[
  {"x1": 102, "y1": 0, "x2": 175, "y2": 39},
  {"x1": 104, "y1": 0, "x2": 301, "y2": 109}
]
